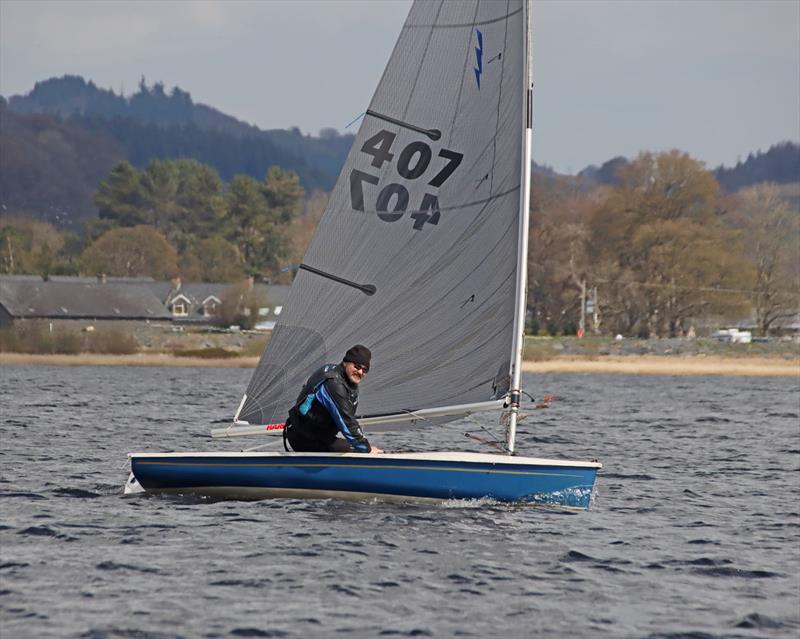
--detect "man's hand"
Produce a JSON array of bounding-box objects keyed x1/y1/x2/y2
[{"x1": 369, "y1": 446, "x2": 385, "y2": 454}]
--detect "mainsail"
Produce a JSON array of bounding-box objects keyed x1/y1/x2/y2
[{"x1": 238, "y1": 0, "x2": 528, "y2": 426}]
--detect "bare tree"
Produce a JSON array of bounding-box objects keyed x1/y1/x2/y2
[
  {"x1": 727, "y1": 184, "x2": 800, "y2": 335},
  {"x1": 589, "y1": 151, "x2": 753, "y2": 336}
]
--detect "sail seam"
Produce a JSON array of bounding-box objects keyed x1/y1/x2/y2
[
  {"x1": 447, "y1": 0, "x2": 481, "y2": 147},
  {"x1": 360, "y1": 183, "x2": 517, "y2": 346},
  {"x1": 406, "y1": 315, "x2": 515, "y2": 405},
  {"x1": 405, "y1": 7, "x2": 522, "y2": 29},
  {"x1": 384, "y1": 266, "x2": 516, "y2": 397},
  {"x1": 401, "y1": 0, "x2": 444, "y2": 120},
  {"x1": 366, "y1": 2, "x2": 419, "y2": 130},
  {"x1": 362, "y1": 177, "x2": 519, "y2": 372},
  {"x1": 357, "y1": 184, "x2": 519, "y2": 216},
  {"x1": 490, "y1": 0, "x2": 512, "y2": 195}
]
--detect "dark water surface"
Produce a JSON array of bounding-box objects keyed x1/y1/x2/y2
[{"x1": 1, "y1": 365, "x2": 798, "y2": 638}]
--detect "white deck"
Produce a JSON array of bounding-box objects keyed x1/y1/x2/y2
[{"x1": 128, "y1": 450, "x2": 601, "y2": 469}]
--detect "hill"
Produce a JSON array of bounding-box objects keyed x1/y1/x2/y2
[
  {"x1": 0, "y1": 99, "x2": 126, "y2": 229},
  {"x1": 576, "y1": 142, "x2": 800, "y2": 207},
  {"x1": 713, "y1": 142, "x2": 800, "y2": 192},
  {"x1": 4, "y1": 75, "x2": 354, "y2": 189},
  {"x1": 3, "y1": 75, "x2": 798, "y2": 229}
]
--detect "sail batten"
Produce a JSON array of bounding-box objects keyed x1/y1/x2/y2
[{"x1": 238, "y1": 0, "x2": 527, "y2": 428}]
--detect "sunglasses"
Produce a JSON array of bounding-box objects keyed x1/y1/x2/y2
[{"x1": 350, "y1": 362, "x2": 369, "y2": 373}]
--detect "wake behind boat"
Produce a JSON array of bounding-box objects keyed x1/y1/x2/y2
[{"x1": 126, "y1": 0, "x2": 602, "y2": 508}]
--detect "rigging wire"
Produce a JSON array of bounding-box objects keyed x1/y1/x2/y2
[{"x1": 344, "y1": 111, "x2": 366, "y2": 129}]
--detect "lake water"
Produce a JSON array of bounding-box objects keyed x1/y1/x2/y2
[{"x1": 1, "y1": 365, "x2": 798, "y2": 638}]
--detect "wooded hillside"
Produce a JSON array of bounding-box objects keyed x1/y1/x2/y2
[
  {"x1": 1, "y1": 76, "x2": 354, "y2": 227},
  {"x1": 3, "y1": 75, "x2": 797, "y2": 230}
]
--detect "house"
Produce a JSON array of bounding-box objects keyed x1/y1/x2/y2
[
  {"x1": 0, "y1": 274, "x2": 171, "y2": 329},
  {"x1": 254, "y1": 285, "x2": 289, "y2": 331},
  {"x1": 0, "y1": 275, "x2": 290, "y2": 330},
  {"x1": 161, "y1": 277, "x2": 289, "y2": 328},
  {"x1": 163, "y1": 279, "x2": 226, "y2": 322}
]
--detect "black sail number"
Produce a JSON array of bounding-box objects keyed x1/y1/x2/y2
[
  {"x1": 349, "y1": 129, "x2": 463, "y2": 230},
  {"x1": 376, "y1": 184, "x2": 409, "y2": 222},
  {"x1": 349, "y1": 170, "x2": 379, "y2": 212},
  {"x1": 397, "y1": 141, "x2": 432, "y2": 180},
  {"x1": 361, "y1": 130, "x2": 396, "y2": 168},
  {"x1": 428, "y1": 149, "x2": 463, "y2": 187},
  {"x1": 410, "y1": 193, "x2": 440, "y2": 229}
]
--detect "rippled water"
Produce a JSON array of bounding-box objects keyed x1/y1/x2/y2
[{"x1": 1, "y1": 364, "x2": 798, "y2": 638}]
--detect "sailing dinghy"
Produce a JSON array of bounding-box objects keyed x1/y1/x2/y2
[{"x1": 128, "y1": 0, "x2": 601, "y2": 509}]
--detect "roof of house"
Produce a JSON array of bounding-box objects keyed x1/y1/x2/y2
[
  {"x1": 0, "y1": 277, "x2": 172, "y2": 320},
  {"x1": 0, "y1": 275, "x2": 293, "y2": 323}
]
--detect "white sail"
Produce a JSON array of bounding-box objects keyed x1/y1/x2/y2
[{"x1": 238, "y1": 1, "x2": 527, "y2": 428}]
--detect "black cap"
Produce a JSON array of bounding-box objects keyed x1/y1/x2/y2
[{"x1": 343, "y1": 344, "x2": 371, "y2": 369}]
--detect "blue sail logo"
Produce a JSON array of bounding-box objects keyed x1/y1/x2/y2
[{"x1": 474, "y1": 29, "x2": 483, "y2": 89}]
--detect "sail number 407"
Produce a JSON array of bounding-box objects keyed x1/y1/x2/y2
[{"x1": 349, "y1": 129, "x2": 463, "y2": 230}]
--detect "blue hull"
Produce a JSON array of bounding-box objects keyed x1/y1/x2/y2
[{"x1": 130, "y1": 452, "x2": 600, "y2": 509}]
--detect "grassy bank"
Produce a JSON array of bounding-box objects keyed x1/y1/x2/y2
[{"x1": 2, "y1": 324, "x2": 798, "y2": 376}]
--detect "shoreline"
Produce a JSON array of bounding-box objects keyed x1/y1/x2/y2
[
  {"x1": 521, "y1": 355, "x2": 799, "y2": 377},
  {"x1": 0, "y1": 352, "x2": 261, "y2": 369},
  {"x1": 2, "y1": 352, "x2": 798, "y2": 377}
]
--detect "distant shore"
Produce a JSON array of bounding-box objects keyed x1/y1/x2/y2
[
  {"x1": 521, "y1": 355, "x2": 798, "y2": 377},
  {"x1": 2, "y1": 352, "x2": 797, "y2": 377},
  {"x1": 0, "y1": 353, "x2": 260, "y2": 369}
]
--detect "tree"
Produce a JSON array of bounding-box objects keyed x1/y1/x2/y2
[
  {"x1": 93, "y1": 161, "x2": 147, "y2": 232},
  {"x1": 93, "y1": 158, "x2": 226, "y2": 250},
  {"x1": 529, "y1": 180, "x2": 602, "y2": 335},
  {"x1": 263, "y1": 166, "x2": 304, "y2": 223},
  {"x1": 224, "y1": 175, "x2": 269, "y2": 263},
  {"x1": 179, "y1": 235, "x2": 246, "y2": 282},
  {"x1": 0, "y1": 217, "x2": 73, "y2": 276},
  {"x1": 140, "y1": 159, "x2": 180, "y2": 234},
  {"x1": 80, "y1": 225, "x2": 178, "y2": 278},
  {"x1": 622, "y1": 219, "x2": 753, "y2": 336},
  {"x1": 91, "y1": 159, "x2": 303, "y2": 277},
  {"x1": 275, "y1": 189, "x2": 328, "y2": 284},
  {"x1": 727, "y1": 184, "x2": 800, "y2": 335},
  {"x1": 221, "y1": 167, "x2": 304, "y2": 277},
  {"x1": 172, "y1": 159, "x2": 226, "y2": 243},
  {"x1": 224, "y1": 175, "x2": 285, "y2": 273},
  {"x1": 138, "y1": 159, "x2": 226, "y2": 248},
  {"x1": 589, "y1": 151, "x2": 752, "y2": 336},
  {"x1": 216, "y1": 280, "x2": 267, "y2": 329}
]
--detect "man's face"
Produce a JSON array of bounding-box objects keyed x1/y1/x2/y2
[{"x1": 343, "y1": 360, "x2": 368, "y2": 385}]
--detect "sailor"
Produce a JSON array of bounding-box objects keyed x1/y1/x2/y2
[{"x1": 284, "y1": 345, "x2": 384, "y2": 454}]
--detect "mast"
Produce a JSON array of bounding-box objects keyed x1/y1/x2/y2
[{"x1": 506, "y1": 0, "x2": 534, "y2": 455}]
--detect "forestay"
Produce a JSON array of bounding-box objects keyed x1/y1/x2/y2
[{"x1": 238, "y1": 0, "x2": 526, "y2": 426}]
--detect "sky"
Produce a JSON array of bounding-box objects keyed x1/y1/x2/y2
[{"x1": 1, "y1": 0, "x2": 798, "y2": 174}]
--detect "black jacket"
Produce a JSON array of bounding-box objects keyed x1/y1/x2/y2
[{"x1": 287, "y1": 363, "x2": 371, "y2": 452}]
